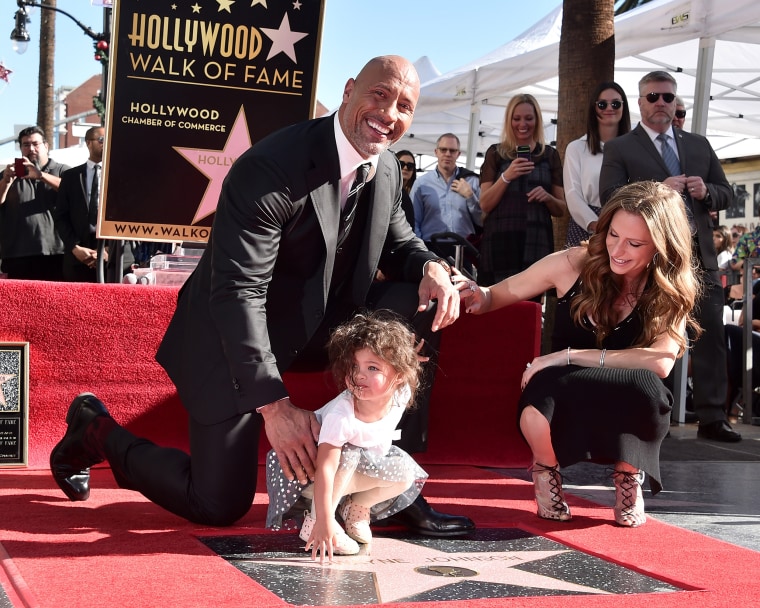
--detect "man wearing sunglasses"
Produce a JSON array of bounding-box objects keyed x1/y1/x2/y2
[
  {"x1": 600, "y1": 70, "x2": 739, "y2": 443},
  {"x1": 54, "y1": 126, "x2": 106, "y2": 282},
  {"x1": 672, "y1": 96, "x2": 687, "y2": 130}
]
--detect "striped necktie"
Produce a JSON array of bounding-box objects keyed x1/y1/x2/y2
[{"x1": 338, "y1": 163, "x2": 371, "y2": 246}]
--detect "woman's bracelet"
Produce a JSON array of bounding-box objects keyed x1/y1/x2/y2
[
  {"x1": 500, "y1": 173, "x2": 511, "y2": 185},
  {"x1": 599, "y1": 348, "x2": 607, "y2": 368},
  {"x1": 566, "y1": 346, "x2": 571, "y2": 365}
]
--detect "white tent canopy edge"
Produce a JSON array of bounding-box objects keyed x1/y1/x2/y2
[{"x1": 399, "y1": 0, "x2": 760, "y2": 166}]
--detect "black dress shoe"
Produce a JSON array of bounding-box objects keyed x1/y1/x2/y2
[
  {"x1": 697, "y1": 420, "x2": 742, "y2": 443},
  {"x1": 383, "y1": 495, "x2": 475, "y2": 537},
  {"x1": 50, "y1": 393, "x2": 111, "y2": 501},
  {"x1": 684, "y1": 411, "x2": 699, "y2": 424}
]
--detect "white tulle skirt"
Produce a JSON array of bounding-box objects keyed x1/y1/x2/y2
[{"x1": 265, "y1": 444, "x2": 427, "y2": 530}]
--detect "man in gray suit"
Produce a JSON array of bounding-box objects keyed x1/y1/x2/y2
[
  {"x1": 50, "y1": 56, "x2": 475, "y2": 534},
  {"x1": 600, "y1": 70, "x2": 740, "y2": 442}
]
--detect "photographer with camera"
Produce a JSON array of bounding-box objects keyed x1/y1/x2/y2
[{"x1": 1, "y1": 126, "x2": 69, "y2": 280}]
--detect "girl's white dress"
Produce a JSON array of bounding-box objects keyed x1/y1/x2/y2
[{"x1": 265, "y1": 386, "x2": 428, "y2": 529}]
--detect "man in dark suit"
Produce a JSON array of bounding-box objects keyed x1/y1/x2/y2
[
  {"x1": 600, "y1": 70, "x2": 740, "y2": 442},
  {"x1": 53, "y1": 126, "x2": 105, "y2": 282},
  {"x1": 50, "y1": 56, "x2": 474, "y2": 534}
]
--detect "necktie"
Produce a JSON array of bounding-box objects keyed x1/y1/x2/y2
[
  {"x1": 338, "y1": 163, "x2": 371, "y2": 247},
  {"x1": 89, "y1": 164, "x2": 100, "y2": 231},
  {"x1": 656, "y1": 133, "x2": 681, "y2": 177},
  {"x1": 656, "y1": 133, "x2": 695, "y2": 232}
]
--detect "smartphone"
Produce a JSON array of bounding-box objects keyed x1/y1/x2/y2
[
  {"x1": 516, "y1": 145, "x2": 531, "y2": 160},
  {"x1": 14, "y1": 158, "x2": 26, "y2": 178}
]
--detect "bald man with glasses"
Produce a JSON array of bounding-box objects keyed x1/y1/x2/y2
[{"x1": 600, "y1": 70, "x2": 739, "y2": 443}]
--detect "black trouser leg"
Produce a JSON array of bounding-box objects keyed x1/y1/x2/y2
[
  {"x1": 691, "y1": 281, "x2": 730, "y2": 425},
  {"x1": 103, "y1": 411, "x2": 262, "y2": 526}
]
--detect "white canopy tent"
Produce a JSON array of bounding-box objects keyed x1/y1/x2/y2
[{"x1": 400, "y1": 0, "x2": 760, "y2": 165}]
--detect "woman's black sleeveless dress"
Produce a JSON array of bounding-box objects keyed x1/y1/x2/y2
[{"x1": 518, "y1": 276, "x2": 673, "y2": 494}]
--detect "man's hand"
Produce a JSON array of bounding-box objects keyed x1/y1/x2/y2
[
  {"x1": 73, "y1": 245, "x2": 99, "y2": 268},
  {"x1": 418, "y1": 262, "x2": 460, "y2": 331},
  {"x1": 685, "y1": 176, "x2": 707, "y2": 201},
  {"x1": 662, "y1": 174, "x2": 686, "y2": 195},
  {"x1": 451, "y1": 178, "x2": 473, "y2": 199},
  {"x1": 261, "y1": 399, "x2": 320, "y2": 485}
]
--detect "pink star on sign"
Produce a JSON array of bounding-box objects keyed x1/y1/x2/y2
[
  {"x1": 173, "y1": 106, "x2": 252, "y2": 224},
  {"x1": 261, "y1": 13, "x2": 308, "y2": 63}
]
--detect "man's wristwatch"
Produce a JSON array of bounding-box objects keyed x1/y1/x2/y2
[{"x1": 429, "y1": 257, "x2": 452, "y2": 276}]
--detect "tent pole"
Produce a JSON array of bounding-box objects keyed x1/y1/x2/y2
[
  {"x1": 466, "y1": 102, "x2": 481, "y2": 170},
  {"x1": 691, "y1": 36, "x2": 715, "y2": 136}
]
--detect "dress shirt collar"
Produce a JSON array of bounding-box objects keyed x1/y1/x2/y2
[
  {"x1": 332, "y1": 112, "x2": 378, "y2": 180},
  {"x1": 639, "y1": 121, "x2": 676, "y2": 147}
]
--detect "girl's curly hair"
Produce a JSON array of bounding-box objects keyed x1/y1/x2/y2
[{"x1": 327, "y1": 310, "x2": 421, "y2": 407}]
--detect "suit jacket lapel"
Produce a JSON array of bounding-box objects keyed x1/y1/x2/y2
[
  {"x1": 78, "y1": 165, "x2": 88, "y2": 205},
  {"x1": 304, "y1": 120, "x2": 341, "y2": 300},
  {"x1": 634, "y1": 124, "x2": 671, "y2": 176},
  {"x1": 673, "y1": 128, "x2": 688, "y2": 173},
  {"x1": 351, "y1": 155, "x2": 393, "y2": 302}
]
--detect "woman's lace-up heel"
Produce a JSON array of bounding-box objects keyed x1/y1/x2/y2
[
  {"x1": 530, "y1": 462, "x2": 571, "y2": 522},
  {"x1": 612, "y1": 469, "x2": 646, "y2": 528}
]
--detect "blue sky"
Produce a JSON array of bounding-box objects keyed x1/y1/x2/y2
[{"x1": 0, "y1": 0, "x2": 560, "y2": 157}]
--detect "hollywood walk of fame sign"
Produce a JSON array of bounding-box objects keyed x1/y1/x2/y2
[
  {"x1": 99, "y1": 0, "x2": 324, "y2": 243},
  {"x1": 199, "y1": 528, "x2": 683, "y2": 605},
  {"x1": 0, "y1": 343, "x2": 29, "y2": 467}
]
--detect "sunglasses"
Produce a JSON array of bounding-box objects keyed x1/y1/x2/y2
[
  {"x1": 398, "y1": 161, "x2": 415, "y2": 170},
  {"x1": 436, "y1": 147, "x2": 459, "y2": 155},
  {"x1": 87, "y1": 136, "x2": 104, "y2": 143},
  {"x1": 642, "y1": 92, "x2": 676, "y2": 104},
  {"x1": 675, "y1": 110, "x2": 687, "y2": 119},
  {"x1": 596, "y1": 100, "x2": 623, "y2": 110}
]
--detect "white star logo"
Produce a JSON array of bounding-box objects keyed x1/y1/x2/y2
[
  {"x1": 292, "y1": 0, "x2": 302, "y2": 8},
  {"x1": 261, "y1": 13, "x2": 308, "y2": 63},
  {"x1": 216, "y1": 0, "x2": 235, "y2": 13},
  {"x1": 251, "y1": 0, "x2": 267, "y2": 7},
  {"x1": 191, "y1": 3, "x2": 201, "y2": 13}
]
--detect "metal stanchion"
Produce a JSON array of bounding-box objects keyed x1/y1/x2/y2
[{"x1": 741, "y1": 258, "x2": 760, "y2": 425}]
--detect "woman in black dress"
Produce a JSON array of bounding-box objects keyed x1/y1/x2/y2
[
  {"x1": 459, "y1": 181, "x2": 700, "y2": 527},
  {"x1": 477, "y1": 93, "x2": 565, "y2": 285}
]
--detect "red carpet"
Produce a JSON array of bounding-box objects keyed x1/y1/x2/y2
[
  {"x1": 1, "y1": 465, "x2": 759, "y2": 607},
  {"x1": 2, "y1": 280, "x2": 756, "y2": 605},
  {"x1": 0, "y1": 280, "x2": 538, "y2": 470}
]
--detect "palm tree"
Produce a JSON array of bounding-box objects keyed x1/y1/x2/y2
[
  {"x1": 38, "y1": 0, "x2": 56, "y2": 143},
  {"x1": 543, "y1": 0, "x2": 615, "y2": 353},
  {"x1": 556, "y1": 0, "x2": 615, "y2": 244}
]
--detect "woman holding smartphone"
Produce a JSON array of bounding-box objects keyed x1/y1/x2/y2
[
  {"x1": 564, "y1": 82, "x2": 631, "y2": 247},
  {"x1": 478, "y1": 93, "x2": 565, "y2": 285}
]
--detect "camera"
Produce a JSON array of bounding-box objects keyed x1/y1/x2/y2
[
  {"x1": 14, "y1": 158, "x2": 27, "y2": 178},
  {"x1": 516, "y1": 145, "x2": 531, "y2": 160}
]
